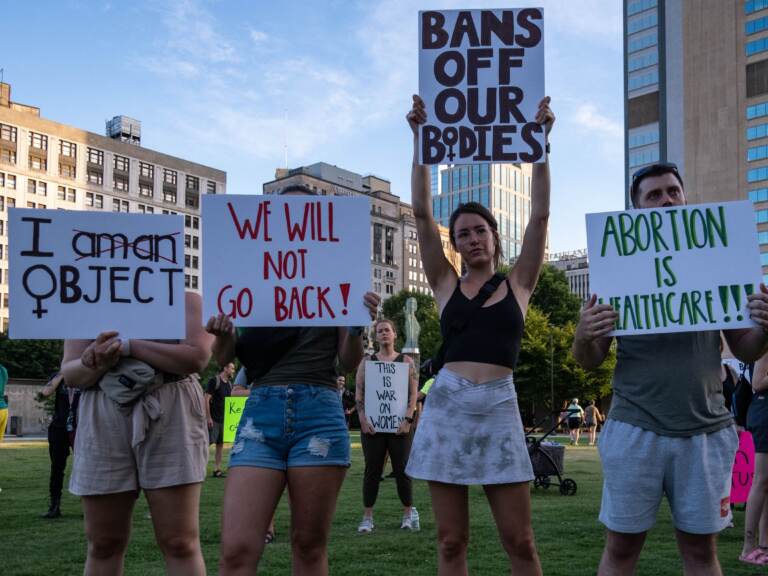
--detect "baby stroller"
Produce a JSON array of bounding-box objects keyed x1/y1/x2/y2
[{"x1": 525, "y1": 413, "x2": 577, "y2": 496}]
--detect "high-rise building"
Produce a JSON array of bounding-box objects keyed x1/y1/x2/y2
[
  {"x1": 548, "y1": 250, "x2": 591, "y2": 303},
  {"x1": 0, "y1": 83, "x2": 226, "y2": 332},
  {"x1": 431, "y1": 162, "x2": 537, "y2": 263},
  {"x1": 263, "y1": 162, "x2": 459, "y2": 300},
  {"x1": 624, "y1": 0, "x2": 768, "y2": 278}
]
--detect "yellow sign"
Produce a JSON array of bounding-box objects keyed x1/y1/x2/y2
[{"x1": 223, "y1": 396, "x2": 247, "y2": 443}]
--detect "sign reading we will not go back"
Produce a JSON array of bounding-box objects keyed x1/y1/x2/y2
[
  {"x1": 586, "y1": 201, "x2": 762, "y2": 336},
  {"x1": 203, "y1": 195, "x2": 371, "y2": 326}
]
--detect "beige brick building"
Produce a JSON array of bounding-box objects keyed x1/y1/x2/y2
[{"x1": 0, "y1": 82, "x2": 226, "y2": 332}]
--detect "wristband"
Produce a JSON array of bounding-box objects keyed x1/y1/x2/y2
[
  {"x1": 120, "y1": 338, "x2": 131, "y2": 357},
  {"x1": 545, "y1": 142, "x2": 551, "y2": 154},
  {"x1": 347, "y1": 326, "x2": 365, "y2": 337},
  {"x1": 404, "y1": 416, "x2": 414, "y2": 423}
]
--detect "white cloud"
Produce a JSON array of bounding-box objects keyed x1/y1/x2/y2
[
  {"x1": 249, "y1": 29, "x2": 269, "y2": 43},
  {"x1": 573, "y1": 103, "x2": 622, "y2": 138}
]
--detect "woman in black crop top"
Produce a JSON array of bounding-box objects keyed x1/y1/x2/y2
[{"x1": 405, "y1": 94, "x2": 554, "y2": 575}]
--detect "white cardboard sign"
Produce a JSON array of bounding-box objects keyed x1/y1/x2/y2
[
  {"x1": 203, "y1": 195, "x2": 371, "y2": 326},
  {"x1": 8, "y1": 209, "x2": 185, "y2": 339},
  {"x1": 364, "y1": 360, "x2": 409, "y2": 433},
  {"x1": 418, "y1": 8, "x2": 545, "y2": 165},
  {"x1": 586, "y1": 201, "x2": 762, "y2": 336}
]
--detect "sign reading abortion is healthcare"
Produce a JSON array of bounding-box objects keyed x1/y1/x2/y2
[
  {"x1": 9, "y1": 209, "x2": 185, "y2": 339},
  {"x1": 586, "y1": 201, "x2": 762, "y2": 336},
  {"x1": 419, "y1": 8, "x2": 545, "y2": 165},
  {"x1": 203, "y1": 195, "x2": 371, "y2": 326}
]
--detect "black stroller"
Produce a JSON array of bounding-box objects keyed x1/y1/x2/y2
[{"x1": 525, "y1": 413, "x2": 577, "y2": 496}]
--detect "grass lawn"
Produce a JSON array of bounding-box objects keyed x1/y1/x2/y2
[{"x1": 0, "y1": 434, "x2": 759, "y2": 575}]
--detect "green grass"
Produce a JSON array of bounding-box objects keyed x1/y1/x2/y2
[{"x1": 0, "y1": 435, "x2": 759, "y2": 575}]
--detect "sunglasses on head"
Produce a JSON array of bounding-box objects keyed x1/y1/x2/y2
[{"x1": 630, "y1": 162, "x2": 683, "y2": 201}]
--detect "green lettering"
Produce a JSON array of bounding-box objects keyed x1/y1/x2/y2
[
  {"x1": 705, "y1": 290, "x2": 715, "y2": 322},
  {"x1": 639, "y1": 294, "x2": 652, "y2": 328},
  {"x1": 666, "y1": 209, "x2": 682, "y2": 251},
  {"x1": 682, "y1": 209, "x2": 693, "y2": 249},
  {"x1": 634, "y1": 214, "x2": 651, "y2": 252},
  {"x1": 706, "y1": 206, "x2": 728, "y2": 247},
  {"x1": 600, "y1": 216, "x2": 621, "y2": 257},
  {"x1": 650, "y1": 211, "x2": 669, "y2": 251},
  {"x1": 665, "y1": 292, "x2": 680, "y2": 324},
  {"x1": 618, "y1": 213, "x2": 637, "y2": 256},
  {"x1": 651, "y1": 293, "x2": 667, "y2": 327},
  {"x1": 662, "y1": 256, "x2": 677, "y2": 287},
  {"x1": 623, "y1": 295, "x2": 637, "y2": 330},
  {"x1": 689, "y1": 209, "x2": 708, "y2": 249}
]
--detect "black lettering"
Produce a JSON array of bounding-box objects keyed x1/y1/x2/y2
[
  {"x1": 83, "y1": 266, "x2": 106, "y2": 303},
  {"x1": 60, "y1": 266, "x2": 82, "y2": 304},
  {"x1": 498, "y1": 48, "x2": 524, "y2": 85},
  {"x1": 421, "y1": 11, "x2": 449, "y2": 49},
  {"x1": 434, "y1": 51, "x2": 465, "y2": 87},
  {"x1": 480, "y1": 10, "x2": 515, "y2": 46},
  {"x1": 159, "y1": 268, "x2": 183, "y2": 306},
  {"x1": 467, "y1": 87, "x2": 496, "y2": 124},
  {"x1": 467, "y1": 48, "x2": 493, "y2": 85},
  {"x1": 450, "y1": 11, "x2": 480, "y2": 47},
  {"x1": 134, "y1": 267, "x2": 154, "y2": 303},
  {"x1": 20, "y1": 217, "x2": 54, "y2": 257},
  {"x1": 499, "y1": 86, "x2": 525, "y2": 123},
  {"x1": 22, "y1": 264, "x2": 56, "y2": 318},
  {"x1": 473, "y1": 126, "x2": 492, "y2": 161},
  {"x1": 435, "y1": 88, "x2": 465, "y2": 123},
  {"x1": 519, "y1": 122, "x2": 543, "y2": 163},
  {"x1": 421, "y1": 125, "x2": 445, "y2": 163},
  {"x1": 515, "y1": 8, "x2": 543, "y2": 48},
  {"x1": 109, "y1": 266, "x2": 131, "y2": 303},
  {"x1": 492, "y1": 125, "x2": 518, "y2": 161}
]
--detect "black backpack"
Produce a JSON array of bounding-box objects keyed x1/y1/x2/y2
[{"x1": 732, "y1": 363, "x2": 753, "y2": 427}]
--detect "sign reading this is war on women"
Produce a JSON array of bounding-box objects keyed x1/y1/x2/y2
[
  {"x1": 364, "y1": 361, "x2": 409, "y2": 433},
  {"x1": 586, "y1": 201, "x2": 762, "y2": 336},
  {"x1": 203, "y1": 195, "x2": 371, "y2": 326},
  {"x1": 9, "y1": 209, "x2": 185, "y2": 339},
  {"x1": 223, "y1": 396, "x2": 247, "y2": 443},
  {"x1": 419, "y1": 8, "x2": 545, "y2": 165}
]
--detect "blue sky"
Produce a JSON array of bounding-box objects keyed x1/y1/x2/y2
[{"x1": 3, "y1": 0, "x2": 624, "y2": 252}]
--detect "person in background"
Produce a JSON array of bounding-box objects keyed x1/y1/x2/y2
[
  {"x1": 205, "y1": 362, "x2": 236, "y2": 478},
  {"x1": 39, "y1": 372, "x2": 80, "y2": 518},
  {"x1": 741, "y1": 354, "x2": 768, "y2": 565},
  {"x1": 567, "y1": 398, "x2": 584, "y2": 445},
  {"x1": 584, "y1": 400, "x2": 603, "y2": 447},
  {"x1": 337, "y1": 375, "x2": 357, "y2": 429}
]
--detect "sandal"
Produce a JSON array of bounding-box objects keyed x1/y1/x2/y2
[
  {"x1": 264, "y1": 530, "x2": 275, "y2": 544},
  {"x1": 739, "y1": 549, "x2": 768, "y2": 566},
  {"x1": 212, "y1": 470, "x2": 226, "y2": 478}
]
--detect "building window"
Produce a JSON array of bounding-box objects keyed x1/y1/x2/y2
[
  {"x1": 7, "y1": 197, "x2": 15, "y2": 207},
  {"x1": 139, "y1": 162, "x2": 154, "y2": 179},
  {"x1": 87, "y1": 170, "x2": 103, "y2": 185},
  {"x1": 192, "y1": 256, "x2": 199, "y2": 269},
  {"x1": 185, "y1": 254, "x2": 191, "y2": 268},
  {"x1": 39, "y1": 181, "x2": 47, "y2": 196},
  {"x1": 27, "y1": 201, "x2": 35, "y2": 208},
  {"x1": 748, "y1": 144, "x2": 768, "y2": 161},
  {"x1": 185, "y1": 274, "x2": 190, "y2": 288},
  {"x1": 122, "y1": 200, "x2": 129, "y2": 212},
  {"x1": 629, "y1": 147, "x2": 660, "y2": 167},
  {"x1": 0, "y1": 149, "x2": 16, "y2": 165},
  {"x1": 146, "y1": 206, "x2": 154, "y2": 214},
  {"x1": 747, "y1": 59, "x2": 768, "y2": 98},
  {"x1": 28, "y1": 179, "x2": 37, "y2": 195},
  {"x1": 113, "y1": 198, "x2": 120, "y2": 212},
  {"x1": 192, "y1": 276, "x2": 198, "y2": 290},
  {"x1": 59, "y1": 140, "x2": 77, "y2": 158},
  {"x1": 163, "y1": 189, "x2": 177, "y2": 203},
  {"x1": 114, "y1": 176, "x2": 129, "y2": 192},
  {"x1": 114, "y1": 155, "x2": 129, "y2": 172},
  {"x1": 57, "y1": 185, "x2": 66, "y2": 200},
  {"x1": 86, "y1": 192, "x2": 94, "y2": 207},
  {"x1": 67, "y1": 188, "x2": 76, "y2": 202},
  {"x1": 627, "y1": 11, "x2": 657, "y2": 34},
  {"x1": 748, "y1": 101, "x2": 768, "y2": 120},
  {"x1": 29, "y1": 132, "x2": 48, "y2": 150},
  {"x1": 185, "y1": 215, "x2": 192, "y2": 228},
  {"x1": 186, "y1": 175, "x2": 199, "y2": 191},
  {"x1": 28, "y1": 155, "x2": 47, "y2": 171},
  {"x1": 163, "y1": 168, "x2": 177, "y2": 185},
  {"x1": 87, "y1": 147, "x2": 104, "y2": 165},
  {"x1": 60, "y1": 163, "x2": 76, "y2": 179},
  {"x1": 0, "y1": 197, "x2": 4, "y2": 211},
  {"x1": 0, "y1": 124, "x2": 16, "y2": 143},
  {"x1": 628, "y1": 51, "x2": 659, "y2": 72},
  {"x1": 139, "y1": 183, "x2": 153, "y2": 197},
  {"x1": 192, "y1": 236, "x2": 199, "y2": 249},
  {"x1": 193, "y1": 216, "x2": 199, "y2": 229},
  {"x1": 748, "y1": 37, "x2": 768, "y2": 57},
  {"x1": 627, "y1": 0, "x2": 657, "y2": 16},
  {"x1": 749, "y1": 166, "x2": 768, "y2": 183},
  {"x1": 185, "y1": 234, "x2": 191, "y2": 248},
  {"x1": 747, "y1": 0, "x2": 768, "y2": 15},
  {"x1": 628, "y1": 29, "x2": 658, "y2": 54},
  {"x1": 207, "y1": 181, "x2": 216, "y2": 194},
  {"x1": 6, "y1": 176, "x2": 15, "y2": 191},
  {"x1": 94, "y1": 194, "x2": 103, "y2": 209},
  {"x1": 628, "y1": 69, "x2": 659, "y2": 91},
  {"x1": 747, "y1": 16, "x2": 768, "y2": 35}
]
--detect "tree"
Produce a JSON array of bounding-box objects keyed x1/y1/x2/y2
[
  {"x1": 381, "y1": 290, "x2": 441, "y2": 365},
  {"x1": 529, "y1": 264, "x2": 582, "y2": 326},
  {"x1": 0, "y1": 336, "x2": 63, "y2": 379},
  {"x1": 514, "y1": 306, "x2": 614, "y2": 425}
]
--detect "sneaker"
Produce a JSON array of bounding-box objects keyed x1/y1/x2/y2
[
  {"x1": 357, "y1": 516, "x2": 374, "y2": 534},
  {"x1": 401, "y1": 507, "x2": 420, "y2": 531}
]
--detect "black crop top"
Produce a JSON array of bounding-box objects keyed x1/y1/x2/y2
[{"x1": 440, "y1": 277, "x2": 524, "y2": 369}]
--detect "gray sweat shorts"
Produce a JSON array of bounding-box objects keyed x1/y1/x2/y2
[{"x1": 598, "y1": 419, "x2": 738, "y2": 534}]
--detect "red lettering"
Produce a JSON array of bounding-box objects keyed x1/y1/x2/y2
[
  {"x1": 227, "y1": 201, "x2": 272, "y2": 241},
  {"x1": 217, "y1": 284, "x2": 252, "y2": 319},
  {"x1": 263, "y1": 249, "x2": 309, "y2": 280},
  {"x1": 285, "y1": 203, "x2": 310, "y2": 241},
  {"x1": 275, "y1": 286, "x2": 288, "y2": 321},
  {"x1": 273, "y1": 285, "x2": 336, "y2": 322},
  {"x1": 317, "y1": 286, "x2": 335, "y2": 318},
  {"x1": 328, "y1": 202, "x2": 339, "y2": 242}
]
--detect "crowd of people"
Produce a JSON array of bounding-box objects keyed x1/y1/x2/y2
[{"x1": 6, "y1": 94, "x2": 768, "y2": 576}]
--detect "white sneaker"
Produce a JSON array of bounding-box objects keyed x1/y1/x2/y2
[
  {"x1": 357, "y1": 516, "x2": 374, "y2": 534},
  {"x1": 401, "y1": 507, "x2": 420, "y2": 531}
]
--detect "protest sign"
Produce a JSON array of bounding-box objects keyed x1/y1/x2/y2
[
  {"x1": 364, "y1": 360, "x2": 409, "y2": 433},
  {"x1": 223, "y1": 396, "x2": 247, "y2": 443},
  {"x1": 731, "y1": 430, "x2": 755, "y2": 504},
  {"x1": 418, "y1": 8, "x2": 545, "y2": 165},
  {"x1": 203, "y1": 195, "x2": 371, "y2": 326},
  {"x1": 9, "y1": 209, "x2": 185, "y2": 339},
  {"x1": 586, "y1": 201, "x2": 762, "y2": 336}
]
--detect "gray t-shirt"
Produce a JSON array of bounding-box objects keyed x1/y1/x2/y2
[
  {"x1": 254, "y1": 327, "x2": 339, "y2": 389},
  {"x1": 609, "y1": 330, "x2": 733, "y2": 437}
]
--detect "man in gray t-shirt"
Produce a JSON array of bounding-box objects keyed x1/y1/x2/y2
[{"x1": 573, "y1": 163, "x2": 768, "y2": 576}]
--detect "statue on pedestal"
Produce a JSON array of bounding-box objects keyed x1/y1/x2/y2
[{"x1": 403, "y1": 297, "x2": 420, "y2": 354}]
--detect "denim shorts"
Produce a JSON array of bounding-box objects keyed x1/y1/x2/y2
[{"x1": 229, "y1": 384, "x2": 350, "y2": 470}]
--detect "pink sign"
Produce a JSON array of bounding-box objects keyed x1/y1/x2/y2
[{"x1": 731, "y1": 431, "x2": 755, "y2": 504}]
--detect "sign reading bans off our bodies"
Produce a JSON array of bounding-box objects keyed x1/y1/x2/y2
[
  {"x1": 586, "y1": 201, "x2": 762, "y2": 336},
  {"x1": 9, "y1": 209, "x2": 185, "y2": 339},
  {"x1": 203, "y1": 195, "x2": 371, "y2": 326},
  {"x1": 364, "y1": 360, "x2": 409, "y2": 433},
  {"x1": 419, "y1": 8, "x2": 545, "y2": 165}
]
